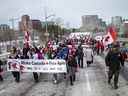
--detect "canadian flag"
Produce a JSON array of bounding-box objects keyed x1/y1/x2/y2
[
  {"x1": 24, "y1": 31, "x2": 31, "y2": 47},
  {"x1": 103, "y1": 27, "x2": 117, "y2": 47}
]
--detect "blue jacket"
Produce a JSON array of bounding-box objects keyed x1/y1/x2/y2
[{"x1": 56, "y1": 47, "x2": 69, "y2": 60}]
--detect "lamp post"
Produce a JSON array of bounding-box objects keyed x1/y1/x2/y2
[
  {"x1": 55, "y1": 17, "x2": 63, "y2": 41},
  {"x1": 44, "y1": 13, "x2": 55, "y2": 43}
]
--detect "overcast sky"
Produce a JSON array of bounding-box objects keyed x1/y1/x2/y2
[{"x1": 0, "y1": 0, "x2": 128, "y2": 28}]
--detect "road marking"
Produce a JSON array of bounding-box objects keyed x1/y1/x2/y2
[{"x1": 85, "y1": 71, "x2": 92, "y2": 92}]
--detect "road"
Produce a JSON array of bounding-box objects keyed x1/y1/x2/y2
[
  {"x1": 1, "y1": 55, "x2": 128, "y2": 96},
  {"x1": 66, "y1": 56, "x2": 128, "y2": 96}
]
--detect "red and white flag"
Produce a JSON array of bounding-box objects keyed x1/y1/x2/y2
[
  {"x1": 24, "y1": 31, "x2": 31, "y2": 47},
  {"x1": 103, "y1": 26, "x2": 117, "y2": 47}
]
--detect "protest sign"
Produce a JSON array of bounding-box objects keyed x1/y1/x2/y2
[{"x1": 7, "y1": 59, "x2": 67, "y2": 73}]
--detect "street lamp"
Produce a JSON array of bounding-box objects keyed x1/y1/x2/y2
[
  {"x1": 54, "y1": 17, "x2": 63, "y2": 41},
  {"x1": 44, "y1": 14, "x2": 55, "y2": 43}
]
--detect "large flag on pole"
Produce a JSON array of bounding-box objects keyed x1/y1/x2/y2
[
  {"x1": 108, "y1": 26, "x2": 117, "y2": 42},
  {"x1": 103, "y1": 26, "x2": 117, "y2": 47}
]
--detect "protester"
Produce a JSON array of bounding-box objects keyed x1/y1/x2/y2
[
  {"x1": 47, "y1": 47, "x2": 53, "y2": 59},
  {"x1": 33, "y1": 47, "x2": 43, "y2": 82},
  {"x1": 83, "y1": 46, "x2": 94, "y2": 67},
  {"x1": 96, "y1": 41, "x2": 102, "y2": 55},
  {"x1": 101, "y1": 41, "x2": 104, "y2": 54},
  {"x1": 76, "y1": 44, "x2": 84, "y2": 68},
  {"x1": 120, "y1": 43, "x2": 128, "y2": 67},
  {"x1": 67, "y1": 55, "x2": 77, "y2": 85},
  {"x1": 119, "y1": 51, "x2": 127, "y2": 67},
  {"x1": 9, "y1": 47, "x2": 20, "y2": 83},
  {"x1": 52, "y1": 43, "x2": 69, "y2": 84},
  {"x1": 105, "y1": 43, "x2": 122, "y2": 89},
  {"x1": 0, "y1": 59, "x2": 3, "y2": 81},
  {"x1": 22, "y1": 43, "x2": 30, "y2": 59}
]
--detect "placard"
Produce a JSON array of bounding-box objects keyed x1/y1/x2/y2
[{"x1": 7, "y1": 59, "x2": 67, "y2": 73}]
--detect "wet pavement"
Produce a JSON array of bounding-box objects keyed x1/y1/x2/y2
[
  {"x1": 1, "y1": 55, "x2": 128, "y2": 96},
  {"x1": 66, "y1": 56, "x2": 128, "y2": 96}
]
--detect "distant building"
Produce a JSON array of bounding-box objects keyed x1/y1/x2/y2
[
  {"x1": 0, "y1": 24, "x2": 12, "y2": 38},
  {"x1": 112, "y1": 16, "x2": 123, "y2": 33},
  {"x1": 19, "y1": 15, "x2": 43, "y2": 45},
  {"x1": 19, "y1": 15, "x2": 32, "y2": 32},
  {"x1": 0, "y1": 24, "x2": 10, "y2": 31},
  {"x1": 0, "y1": 24, "x2": 16, "y2": 43},
  {"x1": 19, "y1": 15, "x2": 42, "y2": 32},
  {"x1": 119, "y1": 20, "x2": 128, "y2": 38},
  {"x1": 31, "y1": 20, "x2": 42, "y2": 31},
  {"x1": 123, "y1": 21, "x2": 128, "y2": 37},
  {"x1": 80, "y1": 15, "x2": 106, "y2": 32},
  {"x1": 112, "y1": 16, "x2": 122, "y2": 27},
  {"x1": 31, "y1": 20, "x2": 42, "y2": 44}
]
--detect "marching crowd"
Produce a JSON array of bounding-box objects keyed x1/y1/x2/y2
[
  {"x1": 0, "y1": 39, "x2": 94, "y2": 86},
  {"x1": 0, "y1": 38, "x2": 128, "y2": 89}
]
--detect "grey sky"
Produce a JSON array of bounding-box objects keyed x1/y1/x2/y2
[{"x1": 0, "y1": 0, "x2": 128, "y2": 28}]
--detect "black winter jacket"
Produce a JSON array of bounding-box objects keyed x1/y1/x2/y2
[
  {"x1": 67, "y1": 57, "x2": 77, "y2": 68},
  {"x1": 105, "y1": 50, "x2": 121, "y2": 71}
]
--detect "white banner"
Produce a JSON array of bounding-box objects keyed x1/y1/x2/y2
[
  {"x1": 69, "y1": 32, "x2": 92, "y2": 39},
  {"x1": 7, "y1": 59, "x2": 67, "y2": 73}
]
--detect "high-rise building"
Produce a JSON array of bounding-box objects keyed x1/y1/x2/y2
[
  {"x1": 19, "y1": 15, "x2": 32, "y2": 32},
  {"x1": 80, "y1": 15, "x2": 106, "y2": 32}
]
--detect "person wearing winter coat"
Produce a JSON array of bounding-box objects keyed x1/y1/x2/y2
[
  {"x1": 105, "y1": 44, "x2": 122, "y2": 89},
  {"x1": 83, "y1": 46, "x2": 94, "y2": 67},
  {"x1": 76, "y1": 44, "x2": 84, "y2": 68},
  {"x1": 9, "y1": 47, "x2": 20, "y2": 83},
  {"x1": 52, "y1": 45, "x2": 69, "y2": 84},
  {"x1": 67, "y1": 55, "x2": 77, "y2": 85},
  {"x1": 119, "y1": 51, "x2": 127, "y2": 67},
  {"x1": 0, "y1": 60, "x2": 3, "y2": 81},
  {"x1": 33, "y1": 47, "x2": 43, "y2": 83},
  {"x1": 23, "y1": 44, "x2": 30, "y2": 59}
]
